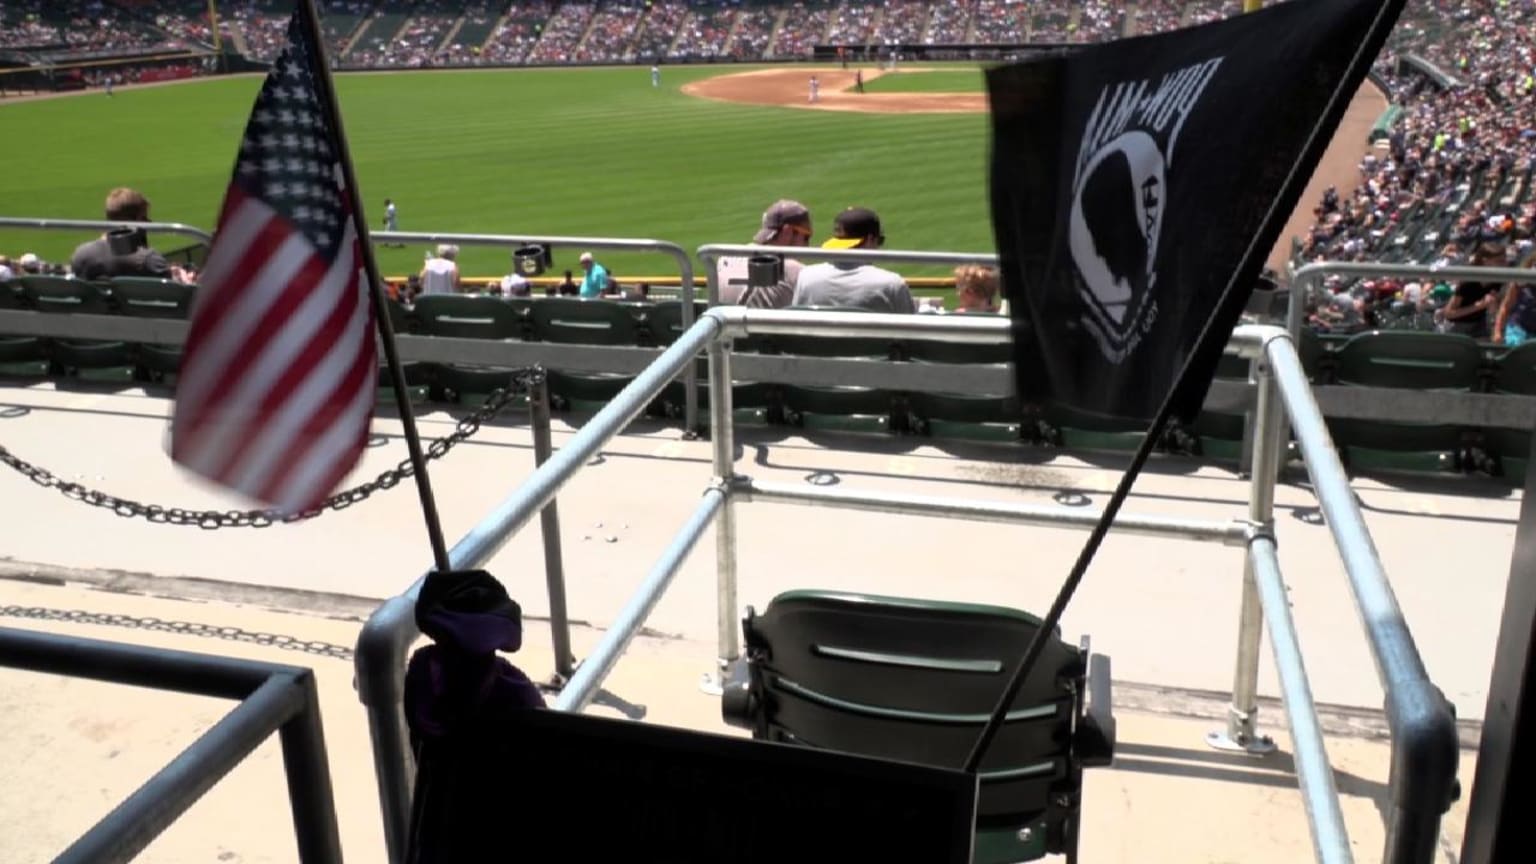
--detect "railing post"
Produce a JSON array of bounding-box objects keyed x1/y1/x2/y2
[
  {"x1": 676, "y1": 250, "x2": 701, "y2": 435},
  {"x1": 277, "y1": 671, "x2": 345, "y2": 864},
  {"x1": 704, "y1": 333, "x2": 740, "y2": 693},
  {"x1": 529, "y1": 373, "x2": 575, "y2": 681},
  {"x1": 1209, "y1": 334, "x2": 1285, "y2": 754}
]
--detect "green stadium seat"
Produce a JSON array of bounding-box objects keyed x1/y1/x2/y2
[
  {"x1": 412, "y1": 295, "x2": 525, "y2": 401},
  {"x1": 108, "y1": 277, "x2": 195, "y2": 318},
  {"x1": 898, "y1": 313, "x2": 1013, "y2": 365},
  {"x1": 1189, "y1": 352, "x2": 1252, "y2": 462},
  {"x1": 18, "y1": 275, "x2": 134, "y2": 377},
  {"x1": 530, "y1": 298, "x2": 641, "y2": 345},
  {"x1": 0, "y1": 280, "x2": 47, "y2": 375},
  {"x1": 529, "y1": 299, "x2": 643, "y2": 410},
  {"x1": 767, "y1": 307, "x2": 899, "y2": 432},
  {"x1": 654, "y1": 380, "x2": 776, "y2": 425},
  {"x1": 771, "y1": 305, "x2": 900, "y2": 360},
  {"x1": 722, "y1": 590, "x2": 1114, "y2": 864},
  {"x1": 897, "y1": 314, "x2": 1017, "y2": 441},
  {"x1": 780, "y1": 384, "x2": 895, "y2": 434},
  {"x1": 1330, "y1": 331, "x2": 1482, "y2": 473},
  {"x1": 377, "y1": 298, "x2": 432, "y2": 402},
  {"x1": 546, "y1": 369, "x2": 634, "y2": 414},
  {"x1": 1040, "y1": 403, "x2": 1147, "y2": 453},
  {"x1": 907, "y1": 392, "x2": 1023, "y2": 443},
  {"x1": 1480, "y1": 342, "x2": 1536, "y2": 479},
  {"x1": 109, "y1": 278, "x2": 196, "y2": 382},
  {"x1": 643, "y1": 300, "x2": 707, "y2": 346}
]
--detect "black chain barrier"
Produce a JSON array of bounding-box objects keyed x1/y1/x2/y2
[
  {"x1": 0, "y1": 605, "x2": 355, "y2": 660},
  {"x1": 0, "y1": 367, "x2": 544, "y2": 529}
]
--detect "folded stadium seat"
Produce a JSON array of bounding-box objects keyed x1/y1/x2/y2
[
  {"x1": 0, "y1": 280, "x2": 48, "y2": 376},
  {"x1": 108, "y1": 277, "x2": 195, "y2": 383},
  {"x1": 1329, "y1": 331, "x2": 1483, "y2": 473},
  {"x1": 1479, "y1": 342, "x2": 1536, "y2": 480},
  {"x1": 647, "y1": 300, "x2": 785, "y2": 423},
  {"x1": 722, "y1": 590, "x2": 1114, "y2": 864},
  {"x1": 377, "y1": 298, "x2": 432, "y2": 403},
  {"x1": 773, "y1": 306, "x2": 900, "y2": 434},
  {"x1": 1188, "y1": 352, "x2": 1253, "y2": 463},
  {"x1": 412, "y1": 295, "x2": 525, "y2": 405},
  {"x1": 18, "y1": 275, "x2": 134, "y2": 379},
  {"x1": 1308, "y1": 330, "x2": 1346, "y2": 381},
  {"x1": 642, "y1": 300, "x2": 708, "y2": 347},
  {"x1": 529, "y1": 297, "x2": 642, "y2": 345},
  {"x1": 529, "y1": 298, "x2": 642, "y2": 413},
  {"x1": 899, "y1": 317, "x2": 1021, "y2": 443},
  {"x1": 1039, "y1": 402, "x2": 1150, "y2": 453}
]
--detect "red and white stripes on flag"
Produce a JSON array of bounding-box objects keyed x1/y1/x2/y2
[{"x1": 170, "y1": 11, "x2": 376, "y2": 514}]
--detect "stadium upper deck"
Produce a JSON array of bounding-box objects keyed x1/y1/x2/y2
[{"x1": 0, "y1": 0, "x2": 1510, "y2": 68}]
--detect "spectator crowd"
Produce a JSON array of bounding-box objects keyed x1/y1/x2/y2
[{"x1": 5, "y1": 0, "x2": 1534, "y2": 341}]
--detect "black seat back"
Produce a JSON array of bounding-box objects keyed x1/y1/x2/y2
[
  {"x1": 741, "y1": 590, "x2": 1081, "y2": 823},
  {"x1": 407, "y1": 708, "x2": 978, "y2": 864}
]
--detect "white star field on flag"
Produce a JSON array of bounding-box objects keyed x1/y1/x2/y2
[{"x1": 234, "y1": 41, "x2": 346, "y2": 253}]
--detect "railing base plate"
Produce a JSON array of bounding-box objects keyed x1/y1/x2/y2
[{"x1": 1205, "y1": 729, "x2": 1277, "y2": 755}]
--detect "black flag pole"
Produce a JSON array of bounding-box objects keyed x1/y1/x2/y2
[
  {"x1": 293, "y1": 0, "x2": 452, "y2": 573},
  {"x1": 963, "y1": 0, "x2": 1407, "y2": 773}
]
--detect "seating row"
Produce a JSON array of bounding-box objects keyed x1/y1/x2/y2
[{"x1": 3, "y1": 278, "x2": 1533, "y2": 478}]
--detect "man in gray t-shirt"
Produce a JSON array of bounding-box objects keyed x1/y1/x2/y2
[
  {"x1": 717, "y1": 199, "x2": 811, "y2": 308},
  {"x1": 69, "y1": 187, "x2": 193, "y2": 283},
  {"x1": 792, "y1": 207, "x2": 915, "y2": 313}
]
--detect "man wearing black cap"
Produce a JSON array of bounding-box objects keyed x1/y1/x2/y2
[
  {"x1": 793, "y1": 207, "x2": 916, "y2": 313},
  {"x1": 717, "y1": 199, "x2": 812, "y2": 308}
]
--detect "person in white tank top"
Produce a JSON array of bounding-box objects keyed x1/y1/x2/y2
[{"x1": 419, "y1": 244, "x2": 460, "y2": 296}]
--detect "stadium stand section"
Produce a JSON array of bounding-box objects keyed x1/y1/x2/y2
[{"x1": 2, "y1": 1, "x2": 1532, "y2": 392}]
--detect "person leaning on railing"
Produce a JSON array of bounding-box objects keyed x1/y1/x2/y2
[
  {"x1": 1441, "y1": 229, "x2": 1509, "y2": 339},
  {"x1": 68, "y1": 187, "x2": 196, "y2": 284},
  {"x1": 1492, "y1": 247, "x2": 1536, "y2": 346}
]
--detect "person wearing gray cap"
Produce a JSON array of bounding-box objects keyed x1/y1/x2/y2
[{"x1": 716, "y1": 199, "x2": 812, "y2": 308}]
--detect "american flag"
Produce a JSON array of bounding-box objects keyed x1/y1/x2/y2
[{"x1": 171, "y1": 10, "x2": 376, "y2": 513}]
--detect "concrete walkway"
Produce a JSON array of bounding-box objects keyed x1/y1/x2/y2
[
  {"x1": 0, "y1": 381, "x2": 1519, "y2": 721},
  {"x1": 0, "y1": 576, "x2": 1479, "y2": 863}
]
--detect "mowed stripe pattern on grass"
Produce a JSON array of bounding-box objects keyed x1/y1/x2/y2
[
  {"x1": 860, "y1": 70, "x2": 987, "y2": 94},
  {"x1": 0, "y1": 65, "x2": 992, "y2": 280}
]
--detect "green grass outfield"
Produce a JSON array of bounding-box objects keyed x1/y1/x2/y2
[
  {"x1": 861, "y1": 70, "x2": 986, "y2": 94},
  {"x1": 0, "y1": 64, "x2": 992, "y2": 283}
]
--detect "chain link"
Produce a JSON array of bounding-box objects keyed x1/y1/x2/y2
[
  {"x1": 0, "y1": 605, "x2": 355, "y2": 660},
  {"x1": 0, "y1": 367, "x2": 544, "y2": 529}
]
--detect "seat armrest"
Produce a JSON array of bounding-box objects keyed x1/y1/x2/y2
[
  {"x1": 1078, "y1": 652, "x2": 1116, "y2": 767},
  {"x1": 720, "y1": 658, "x2": 756, "y2": 730}
]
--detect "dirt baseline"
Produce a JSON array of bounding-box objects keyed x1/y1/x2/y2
[{"x1": 683, "y1": 67, "x2": 988, "y2": 114}]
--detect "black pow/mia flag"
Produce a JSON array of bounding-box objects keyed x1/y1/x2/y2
[{"x1": 987, "y1": 0, "x2": 1402, "y2": 421}]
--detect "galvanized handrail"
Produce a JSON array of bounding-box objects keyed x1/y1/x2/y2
[
  {"x1": 373, "y1": 229, "x2": 701, "y2": 431},
  {"x1": 695, "y1": 242, "x2": 997, "y2": 306},
  {"x1": 0, "y1": 218, "x2": 702, "y2": 429},
  {"x1": 1259, "y1": 326, "x2": 1461, "y2": 862},
  {"x1": 354, "y1": 310, "x2": 726, "y2": 862},
  {"x1": 344, "y1": 261, "x2": 1466, "y2": 864},
  {"x1": 0, "y1": 627, "x2": 340, "y2": 864},
  {"x1": 0, "y1": 216, "x2": 214, "y2": 245}
]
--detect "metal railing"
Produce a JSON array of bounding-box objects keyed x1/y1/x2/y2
[
  {"x1": 0, "y1": 216, "x2": 214, "y2": 246},
  {"x1": 1257, "y1": 326, "x2": 1461, "y2": 863},
  {"x1": 353, "y1": 314, "x2": 726, "y2": 862},
  {"x1": 373, "y1": 230, "x2": 701, "y2": 430},
  {"x1": 0, "y1": 219, "x2": 702, "y2": 430},
  {"x1": 0, "y1": 241, "x2": 1495, "y2": 862},
  {"x1": 696, "y1": 242, "x2": 997, "y2": 306},
  {"x1": 0, "y1": 627, "x2": 341, "y2": 864},
  {"x1": 311, "y1": 253, "x2": 1488, "y2": 863}
]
